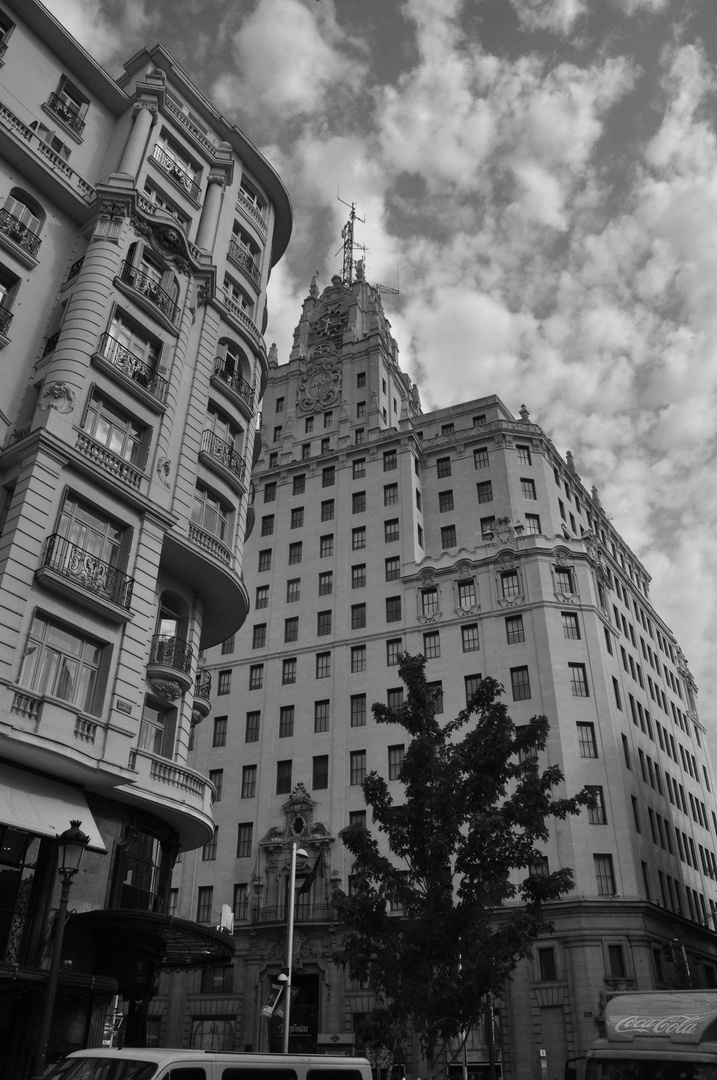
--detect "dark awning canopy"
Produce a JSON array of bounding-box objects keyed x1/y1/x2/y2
[{"x1": 69, "y1": 909, "x2": 235, "y2": 972}]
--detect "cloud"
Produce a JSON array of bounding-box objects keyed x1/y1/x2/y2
[
  {"x1": 510, "y1": 0, "x2": 588, "y2": 36},
  {"x1": 43, "y1": 0, "x2": 157, "y2": 70}
]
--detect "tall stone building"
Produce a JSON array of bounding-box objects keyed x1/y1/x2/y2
[
  {"x1": 167, "y1": 264, "x2": 717, "y2": 1076},
  {"x1": 0, "y1": 0, "x2": 291, "y2": 1073}
]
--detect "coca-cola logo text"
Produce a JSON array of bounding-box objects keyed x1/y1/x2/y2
[{"x1": 613, "y1": 1015, "x2": 701, "y2": 1035}]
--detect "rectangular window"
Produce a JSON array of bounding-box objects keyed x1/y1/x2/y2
[
  {"x1": 385, "y1": 556, "x2": 401, "y2": 581},
  {"x1": 480, "y1": 516, "x2": 496, "y2": 539},
  {"x1": 386, "y1": 596, "x2": 402, "y2": 622},
  {"x1": 500, "y1": 571, "x2": 520, "y2": 598},
  {"x1": 288, "y1": 542, "x2": 302, "y2": 564},
  {"x1": 217, "y1": 670, "x2": 231, "y2": 695},
  {"x1": 196, "y1": 886, "x2": 213, "y2": 923},
  {"x1": 291, "y1": 508, "x2": 304, "y2": 529},
  {"x1": 321, "y1": 499, "x2": 334, "y2": 521},
  {"x1": 241, "y1": 765, "x2": 257, "y2": 798},
  {"x1": 387, "y1": 687, "x2": 404, "y2": 710},
  {"x1": 352, "y1": 564, "x2": 366, "y2": 589},
  {"x1": 439, "y1": 490, "x2": 454, "y2": 512},
  {"x1": 302, "y1": 444, "x2": 311, "y2": 461},
  {"x1": 349, "y1": 810, "x2": 366, "y2": 828},
  {"x1": 221, "y1": 635, "x2": 235, "y2": 655},
  {"x1": 577, "y1": 722, "x2": 597, "y2": 758},
  {"x1": 350, "y1": 750, "x2": 367, "y2": 785},
  {"x1": 236, "y1": 823, "x2": 253, "y2": 859},
  {"x1": 587, "y1": 786, "x2": 606, "y2": 824},
  {"x1": 293, "y1": 474, "x2": 305, "y2": 495},
  {"x1": 594, "y1": 854, "x2": 616, "y2": 896},
  {"x1": 352, "y1": 491, "x2": 366, "y2": 513},
  {"x1": 317, "y1": 610, "x2": 332, "y2": 636},
  {"x1": 352, "y1": 459, "x2": 366, "y2": 480},
  {"x1": 476, "y1": 480, "x2": 493, "y2": 503},
  {"x1": 428, "y1": 681, "x2": 444, "y2": 714},
  {"x1": 276, "y1": 760, "x2": 292, "y2": 794},
  {"x1": 538, "y1": 947, "x2": 557, "y2": 982},
  {"x1": 351, "y1": 694, "x2": 366, "y2": 727},
  {"x1": 279, "y1": 705, "x2": 295, "y2": 738},
  {"x1": 421, "y1": 587, "x2": 439, "y2": 616},
  {"x1": 322, "y1": 466, "x2": 335, "y2": 487},
  {"x1": 321, "y1": 437, "x2": 330, "y2": 454},
  {"x1": 384, "y1": 483, "x2": 399, "y2": 505},
  {"x1": 383, "y1": 449, "x2": 397, "y2": 471},
  {"x1": 314, "y1": 700, "x2": 329, "y2": 732},
  {"x1": 324, "y1": 410, "x2": 333, "y2": 428},
  {"x1": 385, "y1": 519, "x2": 399, "y2": 542},
  {"x1": 351, "y1": 644, "x2": 367, "y2": 672},
  {"x1": 457, "y1": 580, "x2": 477, "y2": 609},
  {"x1": 441, "y1": 525, "x2": 457, "y2": 548},
  {"x1": 318, "y1": 571, "x2": 333, "y2": 596},
  {"x1": 286, "y1": 578, "x2": 300, "y2": 602},
  {"x1": 258, "y1": 549, "x2": 272, "y2": 571},
  {"x1": 282, "y1": 658, "x2": 297, "y2": 685},
  {"x1": 212, "y1": 716, "x2": 227, "y2": 747},
  {"x1": 245, "y1": 711, "x2": 260, "y2": 742},
  {"x1": 313, "y1": 755, "x2": 329, "y2": 789},
  {"x1": 555, "y1": 567, "x2": 574, "y2": 592},
  {"x1": 249, "y1": 664, "x2": 263, "y2": 690},
  {"x1": 474, "y1": 447, "x2": 489, "y2": 469},
  {"x1": 320, "y1": 534, "x2": 334, "y2": 557},
  {"x1": 525, "y1": 514, "x2": 541, "y2": 535},
  {"x1": 264, "y1": 481, "x2": 276, "y2": 502},
  {"x1": 423, "y1": 630, "x2": 440, "y2": 658},
  {"x1": 355, "y1": 427, "x2": 365, "y2": 446},
  {"x1": 273, "y1": 426, "x2": 282, "y2": 442},
  {"x1": 562, "y1": 612, "x2": 580, "y2": 639},
  {"x1": 437, "y1": 457, "x2": 452, "y2": 477},
  {"x1": 261, "y1": 515, "x2": 274, "y2": 536},
  {"x1": 18, "y1": 613, "x2": 103, "y2": 714},
  {"x1": 284, "y1": 617, "x2": 298, "y2": 642},
  {"x1": 569, "y1": 663, "x2": 589, "y2": 697},
  {"x1": 233, "y1": 884, "x2": 248, "y2": 922},
  {"x1": 505, "y1": 614, "x2": 525, "y2": 644},
  {"x1": 351, "y1": 604, "x2": 367, "y2": 630},
  {"x1": 517, "y1": 444, "x2": 532, "y2": 465},
  {"x1": 255, "y1": 585, "x2": 269, "y2": 609},
  {"x1": 520, "y1": 478, "x2": 536, "y2": 500},
  {"x1": 608, "y1": 944, "x2": 627, "y2": 979},
  {"x1": 316, "y1": 652, "x2": 331, "y2": 678},
  {"x1": 464, "y1": 674, "x2": 482, "y2": 703},
  {"x1": 388, "y1": 744, "x2": 405, "y2": 781},
  {"x1": 511, "y1": 666, "x2": 531, "y2": 701},
  {"x1": 386, "y1": 638, "x2": 402, "y2": 666},
  {"x1": 462, "y1": 624, "x2": 480, "y2": 652},
  {"x1": 209, "y1": 769, "x2": 223, "y2": 802},
  {"x1": 352, "y1": 527, "x2": 366, "y2": 550}
]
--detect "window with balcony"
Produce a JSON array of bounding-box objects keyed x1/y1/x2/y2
[
  {"x1": 202, "y1": 404, "x2": 245, "y2": 482},
  {"x1": 47, "y1": 75, "x2": 89, "y2": 137},
  {"x1": 50, "y1": 493, "x2": 130, "y2": 608},
  {"x1": 138, "y1": 698, "x2": 176, "y2": 758},
  {"x1": 102, "y1": 312, "x2": 165, "y2": 400},
  {"x1": 82, "y1": 391, "x2": 148, "y2": 473},
  {"x1": 0, "y1": 11, "x2": 14, "y2": 60},
  {"x1": 229, "y1": 221, "x2": 261, "y2": 285},
  {"x1": 213, "y1": 339, "x2": 254, "y2": 409},
  {"x1": 239, "y1": 176, "x2": 266, "y2": 218},
  {"x1": 19, "y1": 612, "x2": 104, "y2": 715},
  {"x1": 192, "y1": 484, "x2": 230, "y2": 543},
  {"x1": 223, "y1": 274, "x2": 254, "y2": 319},
  {"x1": 0, "y1": 189, "x2": 44, "y2": 259},
  {"x1": 142, "y1": 180, "x2": 188, "y2": 228},
  {"x1": 153, "y1": 133, "x2": 200, "y2": 201}
]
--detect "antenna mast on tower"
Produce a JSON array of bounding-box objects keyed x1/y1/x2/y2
[{"x1": 337, "y1": 193, "x2": 365, "y2": 285}]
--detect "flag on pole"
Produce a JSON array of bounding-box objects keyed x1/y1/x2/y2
[{"x1": 297, "y1": 850, "x2": 323, "y2": 895}]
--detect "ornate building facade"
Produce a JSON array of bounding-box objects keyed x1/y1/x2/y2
[
  {"x1": 166, "y1": 266, "x2": 717, "y2": 1077},
  {"x1": 0, "y1": 0, "x2": 291, "y2": 1074}
]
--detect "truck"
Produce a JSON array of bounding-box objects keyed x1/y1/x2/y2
[{"x1": 586, "y1": 991, "x2": 717, "y2": 1079}]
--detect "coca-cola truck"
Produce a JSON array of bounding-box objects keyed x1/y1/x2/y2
[{"x1": 586, "y1": 991, "x2": 717, "y2": 1079}]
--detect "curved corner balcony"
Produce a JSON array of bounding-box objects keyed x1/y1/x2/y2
[
  {"x1": 119, "y1": 260, "x2": 180, "y2": 327},
  {"x1": 0, "y1": 209, "x2": 41, "y2": 258},
  {"x1": 211, "y1": 357, "x2": 255, "y2": 419},
  {"x1": 46, "y1": 92, "x2": 85, "y2": 136},
  {"x1": 147, "y1": 634, "x2": 194, "y2": 695},
  {"x1": 199, "y1": 429, "x2": 247, "y2": 492},
  {"x1": 192, "y1": 669, "x2": 212, "y2": 724},
  {"x1": 95, "y1": 331, "x2": 168, "y2": 407},
  {"x1": 151, "y1": 145, "x2": 201, "y2": 204},
  {"x1": 227, "y1": 240, "x2": 261, "y2": 288},
  {"x1": 121, "y1": 748, "x2": 215, "y2": 850},
  {"x1": 36, "y1": 534, "x2": 134, "y2": 620}
]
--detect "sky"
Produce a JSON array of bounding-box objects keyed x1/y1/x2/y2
[{"x1": 45, "y1": 0, "x2": 717, "y2": 756}]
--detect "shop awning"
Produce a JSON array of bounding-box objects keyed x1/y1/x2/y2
[{"x1": 0, "y1": 762, "x2": 106, "y2": 852}]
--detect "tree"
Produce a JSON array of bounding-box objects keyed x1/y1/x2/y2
[{"x1": 333, "y1": 654, "x2": 593, "y2": 1077}]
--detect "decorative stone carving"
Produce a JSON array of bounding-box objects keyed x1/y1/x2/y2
[
  {"x1": 157, "y1": 457, "x2": 172, "y2": 486},
  {"x1": 148, "y1": 679, "x2": 183, "y2": 701},
  {"x1": 298, "y1": 348, "x2": 341, "y2": 413},
  {"x1": 492, "y1": 516, "x2": 517, "y2": 544},
  {"x1": 130, "y1": 216, "x2": 191, "y2": 274},
  {"x1": 39, "y1": 381, "x2": 75, "y2": 413}
]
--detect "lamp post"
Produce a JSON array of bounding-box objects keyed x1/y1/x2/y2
[
  {"x1": 282, "y1": 842, "x2": 307, "y2": 1054},
  {"x1": 32, "y1": 820, "x2": 91, "y2": 1080}
]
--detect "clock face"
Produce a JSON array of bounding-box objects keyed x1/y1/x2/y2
[{"x1": 313, "y1": 309, "x2": 344, "y2": 340}]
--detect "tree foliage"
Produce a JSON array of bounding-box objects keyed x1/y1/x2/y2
[{"x1": 333, "y1": 654, "x2": 593, "y2": 1072}]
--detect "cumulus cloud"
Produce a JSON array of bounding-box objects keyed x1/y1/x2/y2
[
  {"x1": 510, "y1": 0, "x2": 588, "y2": 36},
  {"x1": 43, "y1": 0, "x2": 157, "y2": 70}
]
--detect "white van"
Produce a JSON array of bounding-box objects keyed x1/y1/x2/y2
[{"x1": 46, "y1": 1049, "x2": 374, "y2": 1080}]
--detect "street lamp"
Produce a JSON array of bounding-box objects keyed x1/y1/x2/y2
[
  {"x1": 282, "y1": 842, "x2": 307, "y2": 1054},
  {"x1": 32, "y1": 820, "x2": 91, "y2": 1080}
]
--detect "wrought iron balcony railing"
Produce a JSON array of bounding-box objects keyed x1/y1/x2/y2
[
  {"x1": 151, "y1": 145, "x2": 201, "y2": 202},
  {"x1": 149, "y1": 634, "x2": 193, "y2": 675},
  {"x1": 46, "y1": 92, "x2": 86, "y2": 135},
  {"x1": 42, "y1": 331, "x2": 60, "y2": 357},
  {"x1": 67, "y1": 256, "x2": 84, "y2": 282},
  {"x1": 0, "y1": 305, "x2": 13, "y2": 336},
  {"x1": 257, "y1": 903, "x2": 335, "y2": 924},
  {"x1": 43, "y1": 534, "x2": 134, "y2": 609},
  {"x1": 212, "y1": 358, "x2": 255, "y2": 409},
  {"x1": 119, "y1": 261, "x2": 180, "y2": 326},
  {"x1": 97, "y1": 332, "x2": 168, "y2": 403},
  {"x1": 0, "y1": 209, "x2": 41, "y2": 256},
  {"x1": 227, "y1": 240, "x2": 261, "y2": 285},
  {"x1": 200, "y1": 429, "x2": 246, "y2": 483},
  {"x1": 195, "y1": 669, "x2": 212, "y2": 700}
]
